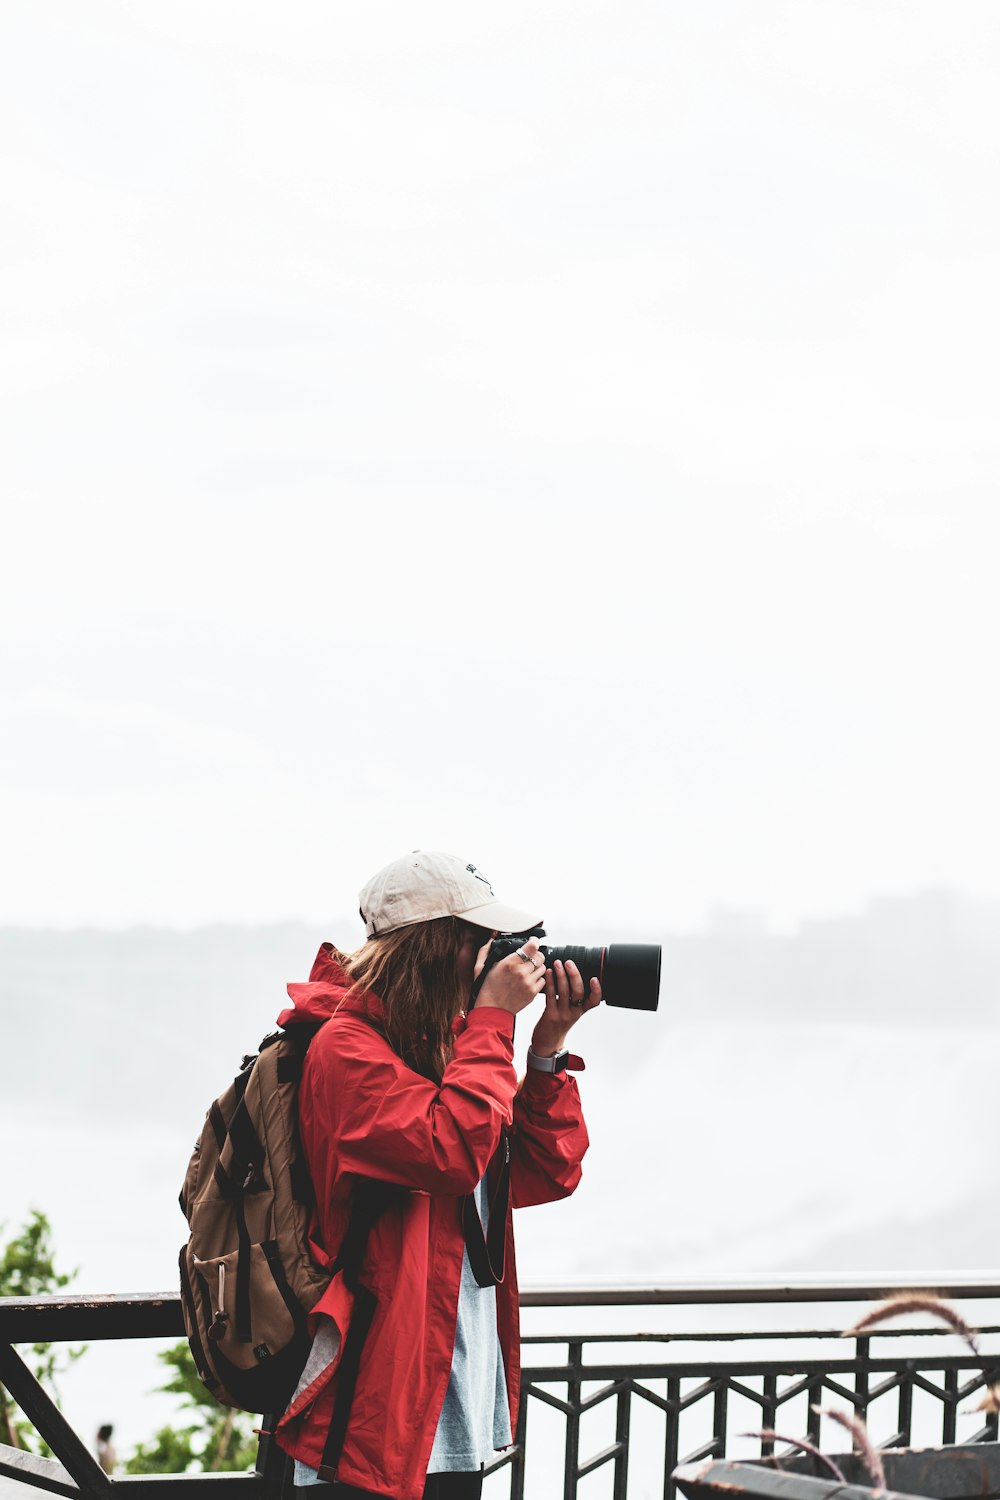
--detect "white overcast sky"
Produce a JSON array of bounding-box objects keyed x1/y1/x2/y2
[{"x1": 2, "y1": 1, "x2": 999, "y2": 936}]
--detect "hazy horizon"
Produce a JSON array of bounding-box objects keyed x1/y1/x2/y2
[{"x1": 4, "y1": 879, "x2": 1000, "y2": 939}]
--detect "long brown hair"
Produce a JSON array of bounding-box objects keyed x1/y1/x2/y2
[{"x1": 341, "y1": 916, "x2": 480, "y2": 1081}]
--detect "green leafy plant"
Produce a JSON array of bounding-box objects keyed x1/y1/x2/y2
[
  {"x1": 124, "y1": 1343, "x2": 258, "y2": 1474},
  {"x1": 0, "y1": 1209, "x2": 84, "y2": 1455}
]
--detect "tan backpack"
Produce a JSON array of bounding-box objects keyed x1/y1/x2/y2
[{"x1": 178, "y1": 1025, "x2": 332, "y2": 1415}]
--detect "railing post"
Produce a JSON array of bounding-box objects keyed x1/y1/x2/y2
[
  {"x1": 563, "y1": 1339, "x2": 582, "y2": 1500},
  {"x1": 712, "y1": 1379, "x2": 728, "y2": 1459},
  {"x1": 806, "y1": 1378, "x2": 821, "y2": 1450},
  {"x1": 510, "y1": 1394, "x2": 527, "y2": 1500},
  {"x1": 253, "y1": 1414, "x2": 292, "y2": 1500},
  {"x1": 761, "y1": 1374, "x2": 777, "y2": 1458},
  {"x1": 613, "y1": 1383, "x2": 631, "y2": 1500},
  {"x1": 663, "y1": 1375, "x2": 680, "y2": 1500},
  {"x1": 897, "y1": 1369, "x2": 914, "y2": 1447},
  {"x1": 942, "y1": 1368, "x2": 958, "y2": 1445},
  {"x1": 855, "y1": 1335, "x2": 870, "y2": 1426}
]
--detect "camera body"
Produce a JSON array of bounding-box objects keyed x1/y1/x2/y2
[{"x1": 471, "y1": 927, "x2": 661, "y2": 1012}]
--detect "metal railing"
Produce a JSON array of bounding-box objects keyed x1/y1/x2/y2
[{"x1": 3, "y1": 1280, "x2": 1000, "y2": 1500}]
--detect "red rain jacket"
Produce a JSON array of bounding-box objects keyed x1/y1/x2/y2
[{"x1": 274, "y1": 944, "x2": 589, "y2": 1500}]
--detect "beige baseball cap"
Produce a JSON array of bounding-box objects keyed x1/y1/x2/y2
[{"x1": 358, "y1": 851, "x2": 542, "y2": 938}]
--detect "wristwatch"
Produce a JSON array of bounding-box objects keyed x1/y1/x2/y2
[{"x1": 526, "y1": 1047, "x2": 570, "y2": 1074}]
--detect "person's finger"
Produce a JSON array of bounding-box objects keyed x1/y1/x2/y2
[
  {"x1": 512, "y1": 938, "x2": 546, "y2": 979},
  {"x1": 563, "y1": 959, "x2": 585, "y2": 1005},
  {"x1": 549, "y1": 958, "x2": 570, "y2": 1010}
]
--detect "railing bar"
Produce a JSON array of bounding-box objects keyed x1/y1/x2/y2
[
  {"x1": 898, "y1": 1368, "x2": 914, "y2": 1446},
  {"x1": 676, "y1": 1377, "x2": 720, "y2": 1410},
  {"x1": 727, "y1": 1378, "x2": 767, "y2": 1406},
  {"x1": 713, "y1": 1381, "x2": 728, "y2": 1465},
  {"x1": 510, "y1": 1396, "x2": 526, "y2": 1500},
  {"x1": 678, "y1": 1438, "x2": 719, "y2": 1465},
  {"x1": 761, "y1": 1374, "x2": 777, "y2": 1459},
  {"x1": 868, "y1": 1373, "x2": 904, "y2": 1402},
  {"x1": 521, "y1": 1384, "x2": 573, "y2": 1416},
  {"x1": 807, "y1": 1376, "x2": 821, "y2": 1448},
  {"x1": 772, "y1": 1374, "x2": 813, "y2": 1406},
  {"x1": 623, "y1": 1381, "x2": 674, "y2": 1415},
  {"x1": 856, "y1": 1335, "x2": 870, "y2": 1429},
  {"x1": 958, "y1": 1371, "x2": 993, "y2": 1401},
  {"x1": 252, "y1": 1413, "x2": 291, "y2": 1499},
  {"x1": 520, "y1": 1279, "x2": 1000, "y2": 1306},
  {"x1": 482, "y1": 1443, "x2": 517, "y2": 1474},
  {"x1": 564, "y1": 1339, "x2": 581, "y2": 1500},
  {"x1": 943, "y1": 1369, "x2": 958, "y2": 1445},
  {"x1": 523, "y1": 1355, "x2": 988, "y2": 1382},
  {"x1": 5, "y1": 1277, "x2": 1000, "y2": 1322},
  {"x1": 578, "y1": 1380, "x2": 628, "y2": 1412},
  {"x1": 0, "y1": 1343, "x2": 112, "y2": 1500},
  {"x1": 614, "y1": 1384, "x2": 630, "y2": 1500},
  {"x1": 0, "y1": 1445, "x2": 80, "y2": 1500},
  {"x1": 576, "y1": 1442, "x2": 623, "y2": 1479},
  {"x1": 822, "y1": 1377, "x2": 859, "y2": 1405},
  {"x1": 0, "y1": 1297, "x2": 182, "y2": 1344},
  {"x1": 910, "y1": 1373, "x2": 948, "y2": 1400},
  {"x1": 521, "y1": 1325, "x2": 1000, "y2": 1345},
  {"x1": 664, "y1": 1377, "x2": 680, "y2": 1500}
]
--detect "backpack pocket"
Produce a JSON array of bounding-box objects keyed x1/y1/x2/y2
[{"x1": 192, "y1": 1241, "x2": 312, "y2": 1414}]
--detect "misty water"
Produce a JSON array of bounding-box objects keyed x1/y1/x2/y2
[{"x1": 6, "y1": 902, "x2": 1000, "y2": 1494}]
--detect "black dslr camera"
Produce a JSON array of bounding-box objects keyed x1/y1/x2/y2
[{"x1": 470, "y1": 928, "x2": 661, "y2": 1011}]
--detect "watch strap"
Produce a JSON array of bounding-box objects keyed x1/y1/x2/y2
[{"x1": 526, "y1": 1047, "x2": 570, "y2": 1074}]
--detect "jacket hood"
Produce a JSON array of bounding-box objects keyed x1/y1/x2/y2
[{"x1": 277, "y1": 942, "x2": 381, "y2": 1029}]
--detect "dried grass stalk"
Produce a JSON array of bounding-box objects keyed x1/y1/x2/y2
[
  {"x1": 813, "y1": 1405, "x2": 886, "y2": 1490},
  {"x1": 741, "y1": 1430, "x2": 847, "y2": 1485},
  {"x1": 844, "y1": 1294, "x2": 981, "y2": 1362},
  {"x1": 845, "y1": 1293, "x2": 1000, "y2": 1416}
]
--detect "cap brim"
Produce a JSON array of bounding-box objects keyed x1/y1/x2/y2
[{"x1": 459, "y1": 898, "x2": 543, "y2": 934}]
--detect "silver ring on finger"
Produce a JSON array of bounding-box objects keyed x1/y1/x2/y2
[
  {"x1": 516, "y1": 948, "x2": 534, "y2": 965},
  {"x1": 569, "y1": 998, "x2": 584, "y2": 1007}
]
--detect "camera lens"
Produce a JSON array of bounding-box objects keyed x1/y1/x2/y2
[{"x1": 541, "y1": 944, "x2": 660, "y2": 1011}]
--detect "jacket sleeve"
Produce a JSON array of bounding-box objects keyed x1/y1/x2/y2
[
  {"x1": 509, "y1": 1065, "x2": 590, "y2": 1208},
  {"x1": 302, "y1": 1006, "x2": 519, "y2": 1197}
]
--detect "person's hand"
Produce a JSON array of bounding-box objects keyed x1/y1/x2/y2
[
  {"x1": 475, "y1": 937, "x2": 548, "y2": 1015},
  {"x1": 531, "y1": 959, "x2": 601, "y2": 1057}
]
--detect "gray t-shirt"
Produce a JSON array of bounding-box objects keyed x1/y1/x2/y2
[
  {"x1": 426, "y1": 1174, "x2": 512, "y2": 1474},
  {"x1": 293, "y1": 1175, "x2": 511, "y2": 1485}
]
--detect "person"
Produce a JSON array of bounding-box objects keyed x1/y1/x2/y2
[
  {"x1": 274, "y1": 851, "x2": 599, "y2": 1500},
  {"x1": 96, "y1": 1425, "x2": 117, "y2": 1475}
]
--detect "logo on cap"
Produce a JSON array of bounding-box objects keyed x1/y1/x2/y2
[{"x1": 466, "y1": 863, "x2": 494, "y2": 895}]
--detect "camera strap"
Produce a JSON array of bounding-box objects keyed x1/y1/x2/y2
[{"x1": 461, "y1": 1130, "x2": 511, "y2": 1288}]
